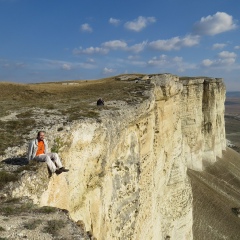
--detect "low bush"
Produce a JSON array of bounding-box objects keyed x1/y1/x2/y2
[
  {"x1": 35, "y1": 206, "x2": 58, "y2": 214},
  {"x1": 0, "y1": 171, "x2": 18, "y2": 189},
  {"x1": 43, "y1": 219, "x2": 66, "y2": 235},
  {"x1": 23, "y1": 219, "x2": 42, "y2": 230}
]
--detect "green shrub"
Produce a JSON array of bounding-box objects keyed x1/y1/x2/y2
[
  {"x1": 4, "y1": 198, "x2": 20, "y2": 204},
  {"x1": 0, "y1": 171, "x2": 18, "y2": 189},
  {"x1": 0, "y1": 202, "x2": 34, "y2": 216},
  {"x1": 36, "y1": 206, "x2": 58, "y2": 214},
  {"x1": 51, "y1": 137, "x2": 64, "y2": 153},
  {"x1": 43, "y1": 220, "x2": 66, "y2": 235},
  {"x1": 23, "y1": 219, "x2": 42, "y2": 230},
  {"x1": 0, "y1": 226, "x2": 5, "y2": 231}
]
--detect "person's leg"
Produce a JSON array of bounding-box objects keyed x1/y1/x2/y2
[
  {"x1": 47, "y1": 152, "x2": 63, "y2": 169},
  {"x1": 34, "y1": 154, "x2": 57, "y2": 173}
]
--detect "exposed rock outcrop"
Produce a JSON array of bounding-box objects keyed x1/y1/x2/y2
[{"x1": 7, "y1": 74, "x2": 226, "y2": 240}]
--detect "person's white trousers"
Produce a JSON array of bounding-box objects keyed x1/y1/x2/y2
[{"x1": 34, "y1": 153, "x2": 63, "y2": 173}]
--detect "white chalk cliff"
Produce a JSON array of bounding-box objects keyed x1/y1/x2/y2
[{"x1": 11, "y1": 74, "x2": 226, "y2": 240}]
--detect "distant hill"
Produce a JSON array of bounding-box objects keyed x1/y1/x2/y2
[{"x1": 226, "y1": 91, "x2": 240, "y2": 98}]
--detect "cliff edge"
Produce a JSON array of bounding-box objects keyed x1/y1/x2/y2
[{"x1": 0, "y1": 74, "x2": 228, "y2": 239}]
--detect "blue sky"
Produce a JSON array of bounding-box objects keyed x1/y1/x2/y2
[{"x1": 0, "y1": 0, "x2": 239, "y2": 91}]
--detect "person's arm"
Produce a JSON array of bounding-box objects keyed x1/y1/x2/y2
[
  {"x1": 44, "y1": 140, "x2": 48, "y2": 154},
  {"x1": 27, "y1": 141, "x2": 33, "y2": 161}
]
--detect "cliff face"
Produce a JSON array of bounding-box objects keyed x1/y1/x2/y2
[{"x1": 11, "y1": 74, "x2": 226, "y2": 240}]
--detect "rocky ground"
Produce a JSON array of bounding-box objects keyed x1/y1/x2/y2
[{"x1": 0, "y1": 159, "x2": 94, "y2": 240}]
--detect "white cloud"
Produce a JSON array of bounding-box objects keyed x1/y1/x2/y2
[
  {"x1": 127, "y1": 55, "x2": 140, "y2": 60},
  {"x1": 124, "y1": 16, "x2": 156, "y2": 32},
  {"x1": 218, "y1": 51, "x2": 237, "y2": 59},
  {"x1": 148, "y1": 35, "x2": 200, "y2": 51},
  {"x1": 102, "y1": 67, "x2": 115, "y2": 75},
  {"x1": 36, "y1": 58, "x2": 96, "y2": 70},
  {"x1": 61, "y1": 63, "x2": 72, "y2": 70},
  {"x1": 147, "y1": 55, "x2": 196, "y2": 72},
  {"x1": 147, "y1": 55, "x2": 168, "y2": 66},
  {"x1": 81, "y1": 23, "x2": 93, "y2": 32},
  {"x1": 127, "y1": 41, "x2": 147, "y2": 53},
  {"x1": 101, "y1": 40, "x2": 127, "y2": 50},
  {"x1": 202, "y1": 51, "x2": 237, "y2": 68},
  {"x1": 109, "y1": 18, "x2": 120, "y2": 26},
  {"x1": 212, "y1": 43, "x2": 226, "y2": 49},
  {"x1": 234, "y1": 46, "x2": 240, "y2": 50},
  {"x1": 193, "y1": 12, "x2": 237, "y2": 36},
  {"x1": 73, "y1": 46, "x2": 109, "y2": 55},
  {"x1": 202, "y1": 59, "x2": 214, "y2": 67},
  {"x1": 102, "y1": 40, "x2": 147, "y2": 53},
  {"x1": 73, "y1": 40, "x2": 147, "y2": 55}
]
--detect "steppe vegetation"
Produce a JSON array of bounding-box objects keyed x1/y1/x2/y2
[{"x1": 0, "y1": 75, "x2": 152, "y2": 155}]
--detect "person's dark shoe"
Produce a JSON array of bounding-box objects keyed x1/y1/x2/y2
[
  {"x1": 55, "y1": 169, "x2": 63, "y2": 175},
  {"x1": 59, "y1": 167, "x2": 69, "y2": 172}
]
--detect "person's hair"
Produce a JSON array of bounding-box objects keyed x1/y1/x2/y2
[{"x1": 37, "y1": 131, "x2": 45, "y2": 137}]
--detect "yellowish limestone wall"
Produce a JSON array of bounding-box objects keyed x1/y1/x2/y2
[{"x1": 11, "y1": 74, "x2": 226, "y2": 240}]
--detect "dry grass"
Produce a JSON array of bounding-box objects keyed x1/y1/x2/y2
[
  {"x1": 0, "y1": 171, "x2": 18, "y2": 189},
  {"x1": 0, "y1": 75, "x2": 153, "y2": 155}
]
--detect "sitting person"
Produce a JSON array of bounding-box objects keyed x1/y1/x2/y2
[
  {"x1": 97, "y1": 98, "x2": 104, "y2": 106},
  {"x1": 27, "y1": 131, "x2": 69, "y2": 175}
]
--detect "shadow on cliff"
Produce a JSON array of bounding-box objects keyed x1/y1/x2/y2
[{"x1": 2, "y1": 157, "x2": 28, "y2": 166}]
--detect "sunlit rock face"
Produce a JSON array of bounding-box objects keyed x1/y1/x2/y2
[
  {"x1": 11, "y1": 74, "x2": 226, "y2": 240},
  {"x1": 180, "y1": 78, "x2": 226, "y2": 171}
]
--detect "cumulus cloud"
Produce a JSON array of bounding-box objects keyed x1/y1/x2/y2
[
  {"x1": 73, "y1": 46, "x2": 109, "y2": 55},
  {"x1": 202, "y1": 50, "x2": 237, "y2": 67},
  {"x1": 148, "y1": 35, "x2": 200, "y2": 51},
  {"x1": 124, "y1": 16, "x2": 156, "y2": 32},
  {"x1": 234, "y1": 46, "x2": 240, "y2": 50},
  {"x1": 102, "y1": 67, "x2": 115, "y2": 75},
  {"x1": 109, "y1": 18, "x2": 120, "y2": 26},
  {"x1": 212, "y1": 43, "x2": 226, "y2": 49},
  {"x1": 147, "y1": 54, "x2": 196, "y2": 72},
  {"x1": 81, "y1": 23, "x2": 93, "y2": 32},
  {"x1": 127, "y1": 41, "x2": 147, "y2": 53},
  {"x1": 193, "y1": 12, "x2": 237, "y2": 36},
  {"x1": 218, "y1": 51, "x2": 237, "y2": 59},
  {"x1": 73, "y1": 40, "x2": 147, "y2": 55},
  {"x1": 101, "y1": 40, "x2": 127, "y2": 50},
  {"x1": 202, "y1": 59, "x2": 214, "y2": 67}
]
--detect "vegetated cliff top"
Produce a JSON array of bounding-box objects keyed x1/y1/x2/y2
[
  {"x1": 0, "y1": 74, "x2": 153, "y2": 156},
  {"x1": 0, "y1": 73, "x2": 226, "y2": 157}
]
